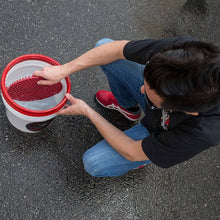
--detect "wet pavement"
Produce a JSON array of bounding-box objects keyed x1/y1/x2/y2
[{"x1": 0, "y1": 0, "x2": 219, "y2": 219}]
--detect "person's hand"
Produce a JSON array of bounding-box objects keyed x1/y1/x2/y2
[
  {"x1": 33, "y1": 65, "x2": 67, "y2": 85},
  {"x1": 56, "y1": 93, "x2": 89, "y2": 116}
]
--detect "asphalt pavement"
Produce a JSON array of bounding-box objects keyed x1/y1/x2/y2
[{"x1": 0, "y1": 0, "x2": 219, "y2": 219}]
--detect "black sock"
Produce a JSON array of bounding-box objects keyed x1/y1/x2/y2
[{"x1": 126, "y1": 105, "x2": 140, "y2": 113}]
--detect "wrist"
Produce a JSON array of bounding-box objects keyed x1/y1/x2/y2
[
  {"x1": 83, "y1": 105, "x2": 95, "y2": 118},
  {"x1": 61, "y1": 64, "x2": 72, "y2": 77}
]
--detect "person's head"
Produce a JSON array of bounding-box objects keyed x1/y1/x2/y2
[{"x1": 143, "y1": 41, "x2": 220, "y2": 113}]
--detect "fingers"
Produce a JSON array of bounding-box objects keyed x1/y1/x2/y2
[
  {"x1": 33, "y1": 66, "x2": 54, "y2": 85},
  {"x1": 32, "y1": 70, "x2": 46, "y2": 85},
  {"x1": 33, "y1": 66, "x2": 48, "y2": 77},
  {"x1": 56, "y1": 93, "x2": 88, "y2": 116},
  {"x1": 33, "y1": 73, "x2": 54, "y2": 85},
  {"x1": 56, "y1": 101, "x2": 73, "y2": 115},
  {"x1": 56, "y1": 108, "x2": 68, "y2": 115},
  {"x1": 32, "y1": 70, "x2": 42, "y2": 77},
  {"x1": 56, "y1": 94, "x2": 75, "y2": 115},
  {"x1": 65, "y1": 93, "x2": 76, "y2": 104},
  {"x1": 37, "y1": 79, "x2": 53, "y2": 85}
]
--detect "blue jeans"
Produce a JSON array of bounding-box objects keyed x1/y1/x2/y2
[{"x1": 83, "y1": 38, "x2": 151, "y2": 177}]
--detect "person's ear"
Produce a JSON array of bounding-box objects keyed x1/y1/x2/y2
[{"x1": 140, "y1": 85, "x2": 145, "y2": 94}]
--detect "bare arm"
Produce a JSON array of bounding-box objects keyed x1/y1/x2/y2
[
  {"x1": 86, "y1": 104, "x2": 148, "y2": 161},
  {"x1": 57, "y1": 94, "x2": 149, "y2": 161},
  {"x1": 63, "y1": 40, "x2": 128, "y2": 75},
  {"x1": 33, "y1": 40, "x2": 129, "y2": 85}
]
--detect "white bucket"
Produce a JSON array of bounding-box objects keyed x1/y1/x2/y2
[{"x1": 1, "y1": 54, "x2": 71, "y2": 133}]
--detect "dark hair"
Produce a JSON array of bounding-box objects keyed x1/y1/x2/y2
[{"x1": 144, "y1": 41, "x2": 220, "y2": 112}]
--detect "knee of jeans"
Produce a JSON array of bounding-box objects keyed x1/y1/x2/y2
[
  {"x1": 82, "y1": 150, "x2": 106, "y2": 177},
  {"x1": 95, "y1": 38, "x2": 114, "y2": 48}
]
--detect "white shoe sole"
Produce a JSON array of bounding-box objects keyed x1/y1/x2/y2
[{"x1": 95, "y1": 96, "x2": 140, "y2": 122}]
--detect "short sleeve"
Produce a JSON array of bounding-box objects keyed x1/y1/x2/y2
[
  {"x1": 123, "y1": 36, "x2": 197, "y2": 64},
  {"x1": 141, "y1": 115, "x2": 219, "y2": 168},
  {"x1": 141, "y1": 104, "x2": 220, "y2": 168}
]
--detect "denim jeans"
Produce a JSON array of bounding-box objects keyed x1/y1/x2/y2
[{"x1": 82, "y1": 38, "x2": 151, "y2": 177}]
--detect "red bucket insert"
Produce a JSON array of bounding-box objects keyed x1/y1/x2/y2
[{"x1": 1, "y1": 54, "x2": 71, "y2": 117}]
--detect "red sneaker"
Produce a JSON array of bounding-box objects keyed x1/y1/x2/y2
[{"x1": 95, "y1": 90, "x2": 141, "y2": 121}]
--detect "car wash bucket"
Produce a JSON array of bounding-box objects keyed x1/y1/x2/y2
[{"x1": 1, "y1": 54, "x2": 71, "y2": 133}]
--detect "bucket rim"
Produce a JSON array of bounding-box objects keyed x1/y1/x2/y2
[{"x1": 1, "y1": 54, "x2": 71, "y2": 117}]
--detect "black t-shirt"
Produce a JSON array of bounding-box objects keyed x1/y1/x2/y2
[{"x1": 123, "y1": 37, "x2": 220, "y2": 168}]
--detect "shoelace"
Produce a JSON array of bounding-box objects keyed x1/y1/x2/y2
[{"x1": 107, "y1": 104, "x2": 136, "y2": 116}]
